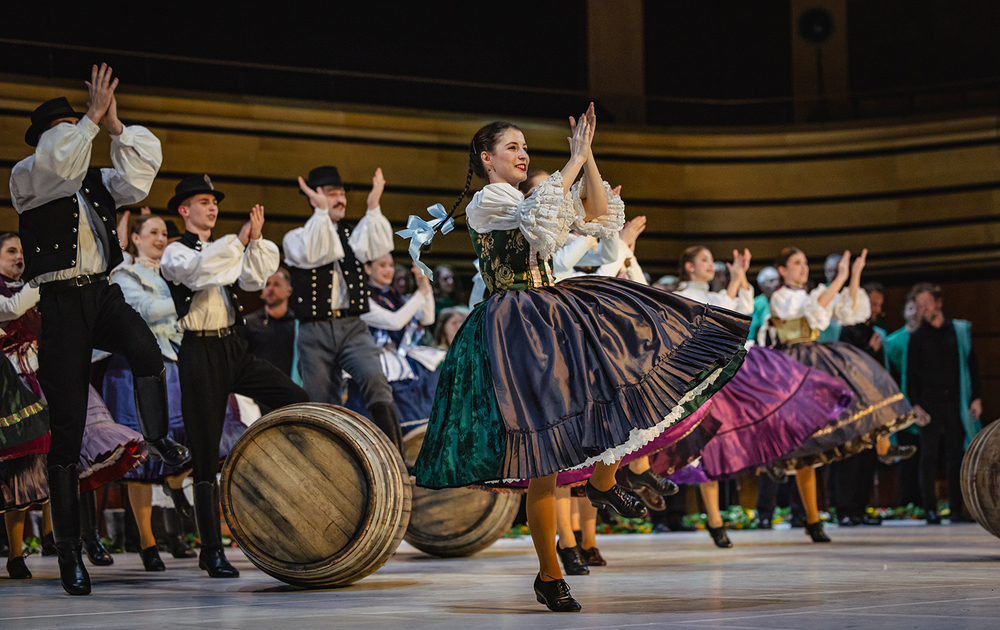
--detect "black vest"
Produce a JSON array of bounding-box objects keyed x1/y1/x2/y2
[
  {"x1": 164, "y1": 232, "x2": 245, "y2": 327},
  {"x1": 19, "y1": 168, "x2": 122, "y2": 283},
  {"x1": 288, "y1": 221, "x2": 370, "y2": 321}
]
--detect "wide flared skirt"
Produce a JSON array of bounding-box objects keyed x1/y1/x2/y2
[
  {"x1": 345, "y1": 355, "x2": 441, "y2": 435},
  {"x1": 0, "y1": 352, "x2": 48, "y2": 454},
  {"x1": 79, "y1": 385, "x2": 147, "y2": 493},
  {"x1": 773, "y1": 341, "x2": 915, "y2": 470},
  {"x1": 0, "y1": 453, "x2": 49, "y2": 512},
  {"x1": 413, "y1": 276, "x2": 749, "y2": 489}
]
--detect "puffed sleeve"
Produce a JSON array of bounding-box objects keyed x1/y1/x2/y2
[
  {"x1": 110, "y1": 267, "x2": 175, "y2": 323},
  {"x1": 283, "y1": 208, "x2": 345, "y2": 269},
  {"x1": 239, "y1": 238, "x2": 280, "y2": 292},
  {"x1": 734, "y1": 287, "x2": 755, "y2": 316},
  {"x1": 10, "y1": 118, "x2": 99, "y2": 213},
  {"x1": 161, "y1": 235, "x2": 246, "y2": 290},
  {"x1": 0, "y1": 285, "x2": 40, "y2": 322},
  {"x1": 101, "y1": 125, "x2": 162, "y2": 207},
  {"x1": 347, "y1": 206, "x2": 394, "y2": 264},
  {"x1": 361, "y1": 293, "x2": 432, "y2": 332},
  {"x1": 770, "y1": 286, "x2": 833, "y2": 332},
  {"x1": 569, "y1": 179, "x2": 626, "y2": 240},
  {"x1": 515, "y1": 171, "x2": 577, "y2": 260},
  {"x1": 832, "y1": 288, "x2": 871, "y2": 326}
]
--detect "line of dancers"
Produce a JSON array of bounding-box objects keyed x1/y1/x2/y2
[{"x1": 3, "y1": 66, "x2": 922, "y2": 612}]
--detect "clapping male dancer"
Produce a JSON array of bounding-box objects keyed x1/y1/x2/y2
[
  {"x1": 161, "y1": 175, "x2": 309, "y2": 578},
  {"x1": 10, "y1": 64, "x2": 188, "y2": 595}
]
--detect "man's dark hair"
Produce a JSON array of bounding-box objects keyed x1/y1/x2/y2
[
  {"x1": 862, "y1": 281, "x2": 884, "y2": 295},
  {"x1": 907, "y1": 282, "x2": 942, "y2": 303}
]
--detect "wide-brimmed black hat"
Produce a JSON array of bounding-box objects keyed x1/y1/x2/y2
[
  {"x1": 300, "y1": 166, "x2": 348, "y2": 195},
  {"x1": 167, "y1": 175, "x2": 226, "y2": 213},
  {"x1": 25, "y1": 97, "x2": 85, "y2": 147}
]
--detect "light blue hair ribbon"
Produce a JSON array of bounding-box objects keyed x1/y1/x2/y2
[{"x1": 395, "y1": 203, "x2": 455, "y2": 281}]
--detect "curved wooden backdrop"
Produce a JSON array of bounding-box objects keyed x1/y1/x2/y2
[{"x1": 3, "y1": 77, "x2": 1000, "y2": 283}]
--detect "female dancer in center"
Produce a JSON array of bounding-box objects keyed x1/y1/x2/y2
[{"x1": 411, "y1": 105, "x2": 750, "y2": 612}]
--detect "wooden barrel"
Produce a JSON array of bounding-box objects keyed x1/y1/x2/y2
[
  {"x1": 220, "y1": 404, "x2": 411, "y2": 588},
  {"x1": 402, "y1": 424, "x2": 520, "y2": 557},
  {"x1": 960, "y1": 418, "x2": 1000, "y2": 538}
]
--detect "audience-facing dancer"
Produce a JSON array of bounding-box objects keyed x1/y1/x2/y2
[
  {"x1": 9, "y1": 64, "x2": 187, "y2": 596},
  {"x1": 283, "y1": 167, "x2": 403, "y2": 453},
  {"x1": 161, "y1": 175, "x2": 309, "y2": 578},
  {"x1": 410, "y1": 106, "x2": 749, "y2": 612},
  {"x1": 906, "y1": 283, "x2": 981, "y2": 524}
]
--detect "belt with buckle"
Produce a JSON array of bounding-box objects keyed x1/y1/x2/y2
[
  {"x1": 42, "y1": 272, "x2": 108, "y2": 291},
  {"x1": 185, "y1": 326, "x2": 236, "y2": 338}
]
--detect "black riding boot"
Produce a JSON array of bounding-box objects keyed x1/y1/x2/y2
[
  {"x1": 134, "y1": 371, "x2": 190, "y2": 467},
  {"x1": 163, "y1": 508, "x2": 196, "y2": 558},
  {"x1": 48, "y1": 464, "x2": 91, "y2": 595},
  {"x1": 368, "y1": 402, "x2": 405, "y2": 457},
  {"x1": 193, "y1": 481, "x2": 239, "y2": 578},
  {"x1": 80, "y1": 491, "x2": 113, "y2": 565}
]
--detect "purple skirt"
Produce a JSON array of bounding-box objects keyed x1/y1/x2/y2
[{"x1": 79, "y1": 385, "x2": 147, "y2": 493}]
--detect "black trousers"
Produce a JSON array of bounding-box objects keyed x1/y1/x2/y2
[
  {"x1": 39, "y1": 281, "x2": 163, "y2": 468},
  {"x1": 894, "y1": 430, "x2": 921, "y2": 506},
  {"x1": 918, "y1": 401, "x2": 965, "y2": 513},
  {"x1": 177, "y1": 333, "x2": 309, "y2": 483},
  {"x1": 835, "y1": 449, "x2": 878, "y2": 519}
]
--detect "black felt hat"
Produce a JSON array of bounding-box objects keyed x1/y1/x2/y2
[
  {"x1": 25, "y1": 97, "x2": 85, "y2": 147},
  {"x1": 167, "y1": 175, "x2": 225, "y2": 213},
  {"x1": 300, "y1": 166, "x2": 348, "y2": 195}
]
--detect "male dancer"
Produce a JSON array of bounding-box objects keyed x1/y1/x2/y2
[
  {"x1": 10, "y1": 64, "x2": 188, "y2": 595},
  {"x1": 283, "y1": 166, "x2": 403, "y2": 453},
  {"x1": 161, "y1": 175, "x2": 309, "y2": 577}
]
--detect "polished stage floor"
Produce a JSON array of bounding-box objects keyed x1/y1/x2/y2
[{"x1": 2, "y1": 521, "x2": 997, "y2": 629}]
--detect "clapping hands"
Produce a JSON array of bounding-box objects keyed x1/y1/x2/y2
[
  {"x1": 85, "y1": 63, "x2": 122, "y2": 135},
  {"x1": 239, "y1": 205, "x2": 265, "y2": 246}
]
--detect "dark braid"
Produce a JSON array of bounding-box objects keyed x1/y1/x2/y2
[{"x1": 450, "y1": 121, "x2": 521, "y2": 215}]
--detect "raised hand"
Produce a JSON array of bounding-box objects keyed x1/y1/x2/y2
[
  {"x1": 116, "y1": 210, "x2": 131, "y2": 250},
  {"x1": 102, "y1": 93, "x2": 123, "y2": 135},
  {"x1": 248, "y1": 205, "x2": 265, "y2": 241},
  {"x1": 836, "y1": 250, "x2": 851, "y2": 282},
  {"x1": 367, "y1": 168, "x2": 386, "y2": 210},
  {"x1": 84, "y1": 63, "x2": 118, "y2": 126},
  {"x1": 140, "y1": 206, "x2": 152, "y2": 215},
  {"x1": 620, "y1": 215, "x2": 647, "y2": 250},
  {"x1": 567, "y1": 106, "x2": 594, "y2": 165},
  {"x1": 298, "y1": 176, "x2": 329, "y2": 211},
  {"x1": 851, "y1": 248, "x2": 868, "y2": 278},
  {"x1": 610, "y1": 185, "x2": 622, "y2": 196}
]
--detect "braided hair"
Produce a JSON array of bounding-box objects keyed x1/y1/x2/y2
[{"x1": 450, "y1": 121, "x2": 522, "y2": 214}]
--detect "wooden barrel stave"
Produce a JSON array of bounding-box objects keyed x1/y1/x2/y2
[
  {"x1": 960, "y1": 418, "x2": 1000, "y2": 539},
  {"x1": 403, "y1": 425, "x2": 519, "y2": 558},
  {"x1": 221, "y1": 403, "x2": 411, "y2": 587}
]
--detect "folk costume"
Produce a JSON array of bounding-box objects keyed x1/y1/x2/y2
[
  {"x1": 161, "y1": 175, "x2": 309, "y2": 578},
  {"x1": 411, "y1": 173, "x2": 750, "y2": 490},
  {"x1": 282, "y1": 166, "x2": 404, "y2": 453},
  {"x1": 10, "y1": 98, "x2": 185, "y2": 595}
]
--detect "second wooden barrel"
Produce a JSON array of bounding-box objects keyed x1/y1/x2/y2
[
  {"x1": 961, "y1": 419, "x2": 1000, "y2": 538},
  {"x1": 403, "y1": 424, "x2": 520, "y2": 557},
  {"x1": 220, "y1": 404, "x2": 411, "y2": 587}
]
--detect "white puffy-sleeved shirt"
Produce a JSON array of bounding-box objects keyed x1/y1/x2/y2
[
  {"x1": 768, "y1": 285, "x2": 872, "y2": 333},
  {"x1": 161, "y1": 235, "x2": 279, "y2": 332},
  {"x1": 282, "y1": 206, "x2": 394, "y2": 310},
  {"x1": 110, "y1": 260, "x2": 183, "y2": 360},
  {"x1": 9, "y1": 116, "x2": 162, "y2": 284},
  {"x1": 0, "y1": 284, "x2": 40, "y2": 322},
  {"x1": 675, "y1": 281, "x2": 754, "y2": 315},
  {"x1": 360, "y1": 291, "x2": 435, "y2": 332},
  {"x1": 466, "y1": 171, "x2": 626, "y2": 262}
]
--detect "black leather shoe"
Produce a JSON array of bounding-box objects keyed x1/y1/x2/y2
[
  {"x1": 707, "y1": 524, "x2": 733, "y2": 548},
  {"x1": 198, "y1": 548, "x2": 240, "y2": 578},
  {"x1": 81, "y1": 532, "x2": 114, "y2": 566},
  {"x1": 164, "y1": 482, "x2": 193, "y2": 519},
  {"x1": 133, "y1": 372, "x2": 191, "y2": 467},
  {"x1": 141, "y1": 546, "x2": 166, "y2": 572},
  {"x1": 533, "y1": 574, "x2": 581, "y2": 612},
  {"x1": 585, "y1": 482, "x2": 647, "y2": 519},
  {"x1": 55, "y1": 541, "x2": 91, "y2": 595},
  {"x1": 878, "y1": 444, "x2": 917, "y2": 466},
  {"x1": 949, "y1": 512, "x2": 976, "y2": 523},
  {"x1": 7, "y1": 556, "x2": 31, "y2": 579},
  {"x1": 40, "y1": 532, "x2": 57, "y2": 556},
  {"x1": 838, "y1": 516, "x2": 858, "y2": 527},
  {"x1": 926, "y1": 510, "x2": 941, "y2": 525},
  {"x1": 758, "y1": 518, "x2": 772, "y2": 530},
  {"x1": 79, "y1": 491, "x2": 113, "y2": 566},
  {"x1": 580, "y1": 546, "x2": 606, "y2": 567},
  {"x1": 790, "y1": 515, "x2": 806, "y2": 528},
  {"x1": 194, "y1": 481, "x2": 239, "y2": 578},
  {"x1": 626, "y1": 467, "x2": 679, "y2": 497},
  {"x1": 805, "y1": 520, "x2": 831, "y2": 543},
  {"x1": 48, "y1": 464, "x2": 91, "y2": 595},
  {"x1": 556, "y1": 543, "x2": 590, "y2": 575},
  {"x1": 859, "y1": 515, "x2": 883, "y2": 526},
  {"x1": 163, "y1": 508, "x2": 197, "y2": 559}
]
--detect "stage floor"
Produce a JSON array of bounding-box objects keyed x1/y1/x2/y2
[{"x1": 2, "y1": 521, "x2": 998, "y2": 629}]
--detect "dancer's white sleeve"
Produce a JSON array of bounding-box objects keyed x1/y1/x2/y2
[
  {"x1": 348, "y1": 206, "x2": 394, "y2": 264},
  {"x1": 832, "y1": 288, "x2": 871, "y2": 326},
  {"x1": 10, "y1": 118, "x2": 98, "y2": 213},
  {"x1": 361, "y1": 293, "x2": 433, "y2": 331},
  {"x1": 239, "y1": 238, "x2": 280, "y2": 292},
  {"x1": 102, "y1": 125, "x2": 162, "y2": 206},
  {"x1": 569, "y1": 180, "x2": 626, "y2": 240},
  {"x1": 0, "y1": 285, "x2": 40, "y2": 321},
  {"x1": 161, "y1": 236, "x2": 246, "y2": 290},
  {"x1": 770, "y1": 287, "x2": 833, "y2": 331},
  {"x1": 283, "y1": 209, "x2": 345, "y2": 269}
]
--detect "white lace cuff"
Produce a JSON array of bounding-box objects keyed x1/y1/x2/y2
[
  {"x1": 516, "y1": 170, "x2": 575, "y2": 260},
  {"x1": 569, "y1": 179, "x2": 626, "y2": 240}
]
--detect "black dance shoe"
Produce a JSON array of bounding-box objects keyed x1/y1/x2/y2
[
  {"x1": 55, "y1": 542, "x2": 92, "y2": 595},
  {"x1": 40, "y1": 532, "x2": 57, "y2": 556},
  {"x1": 838, "y1": 516, "x2": 859, "y2": 527},
  {"x1": 141, "y1": 546, "x2": 166, "y2": 572},
  {"x1": 859, "y1": 515, "x2": 882, "y2": 526},
  {"x1": 949, "y1": 512, "x2": 976, "y2": 523},
  {"x1": 585, "y1": 482, "x2": 647, "y2": 519},
  {"x1": 580, "y1": 546, "x2": 606, "y2": 567},
  {"x1": 556, "y1": 543, "x2": 590, "y2": 576},
  {"x1": 635, "y1": 486, "x2": 667, "y2": 512},
  {"x1": 805, "y1": 521, "x2": 831, "y2": 543},
  {"x1": 7, "y1": 556, "x2": 31, "y2": 579},
  {"x1": 164, "y1": 482, "x2": 193, "y2": 519},
  {"x1": 165, "y1": 534, "x2": 197, "y2": 559},
  {"x1": 146, "y1": 438, "x2": 191, "y2": 468},
  {"x1": 533, "y1": 574, "x2": 581, "y2": 612},
  {"x1": 199, "y1": 548, "x2": 240, "y2": 578},
  {"x1": 707, "y1": 524, "x2": 733, "y2": 548},
  {"x1": 878, "y1": 445, "x2": 917, "y2": 466},
  {"x1": 789, "y1": 514, "x2": 807, "y2": 528},
  {"x1": 81, "y1": 532, "x2": 114, "y2": 566},
  {"x1": 626, "y1": 467, "x2": 679, "y2": 497},
  {"x1": 757, "y1": 518, "x2": 772, "y2": 530},
  {"x1": 925, "y1": 511, "x2": 941, "y2": 525}
]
